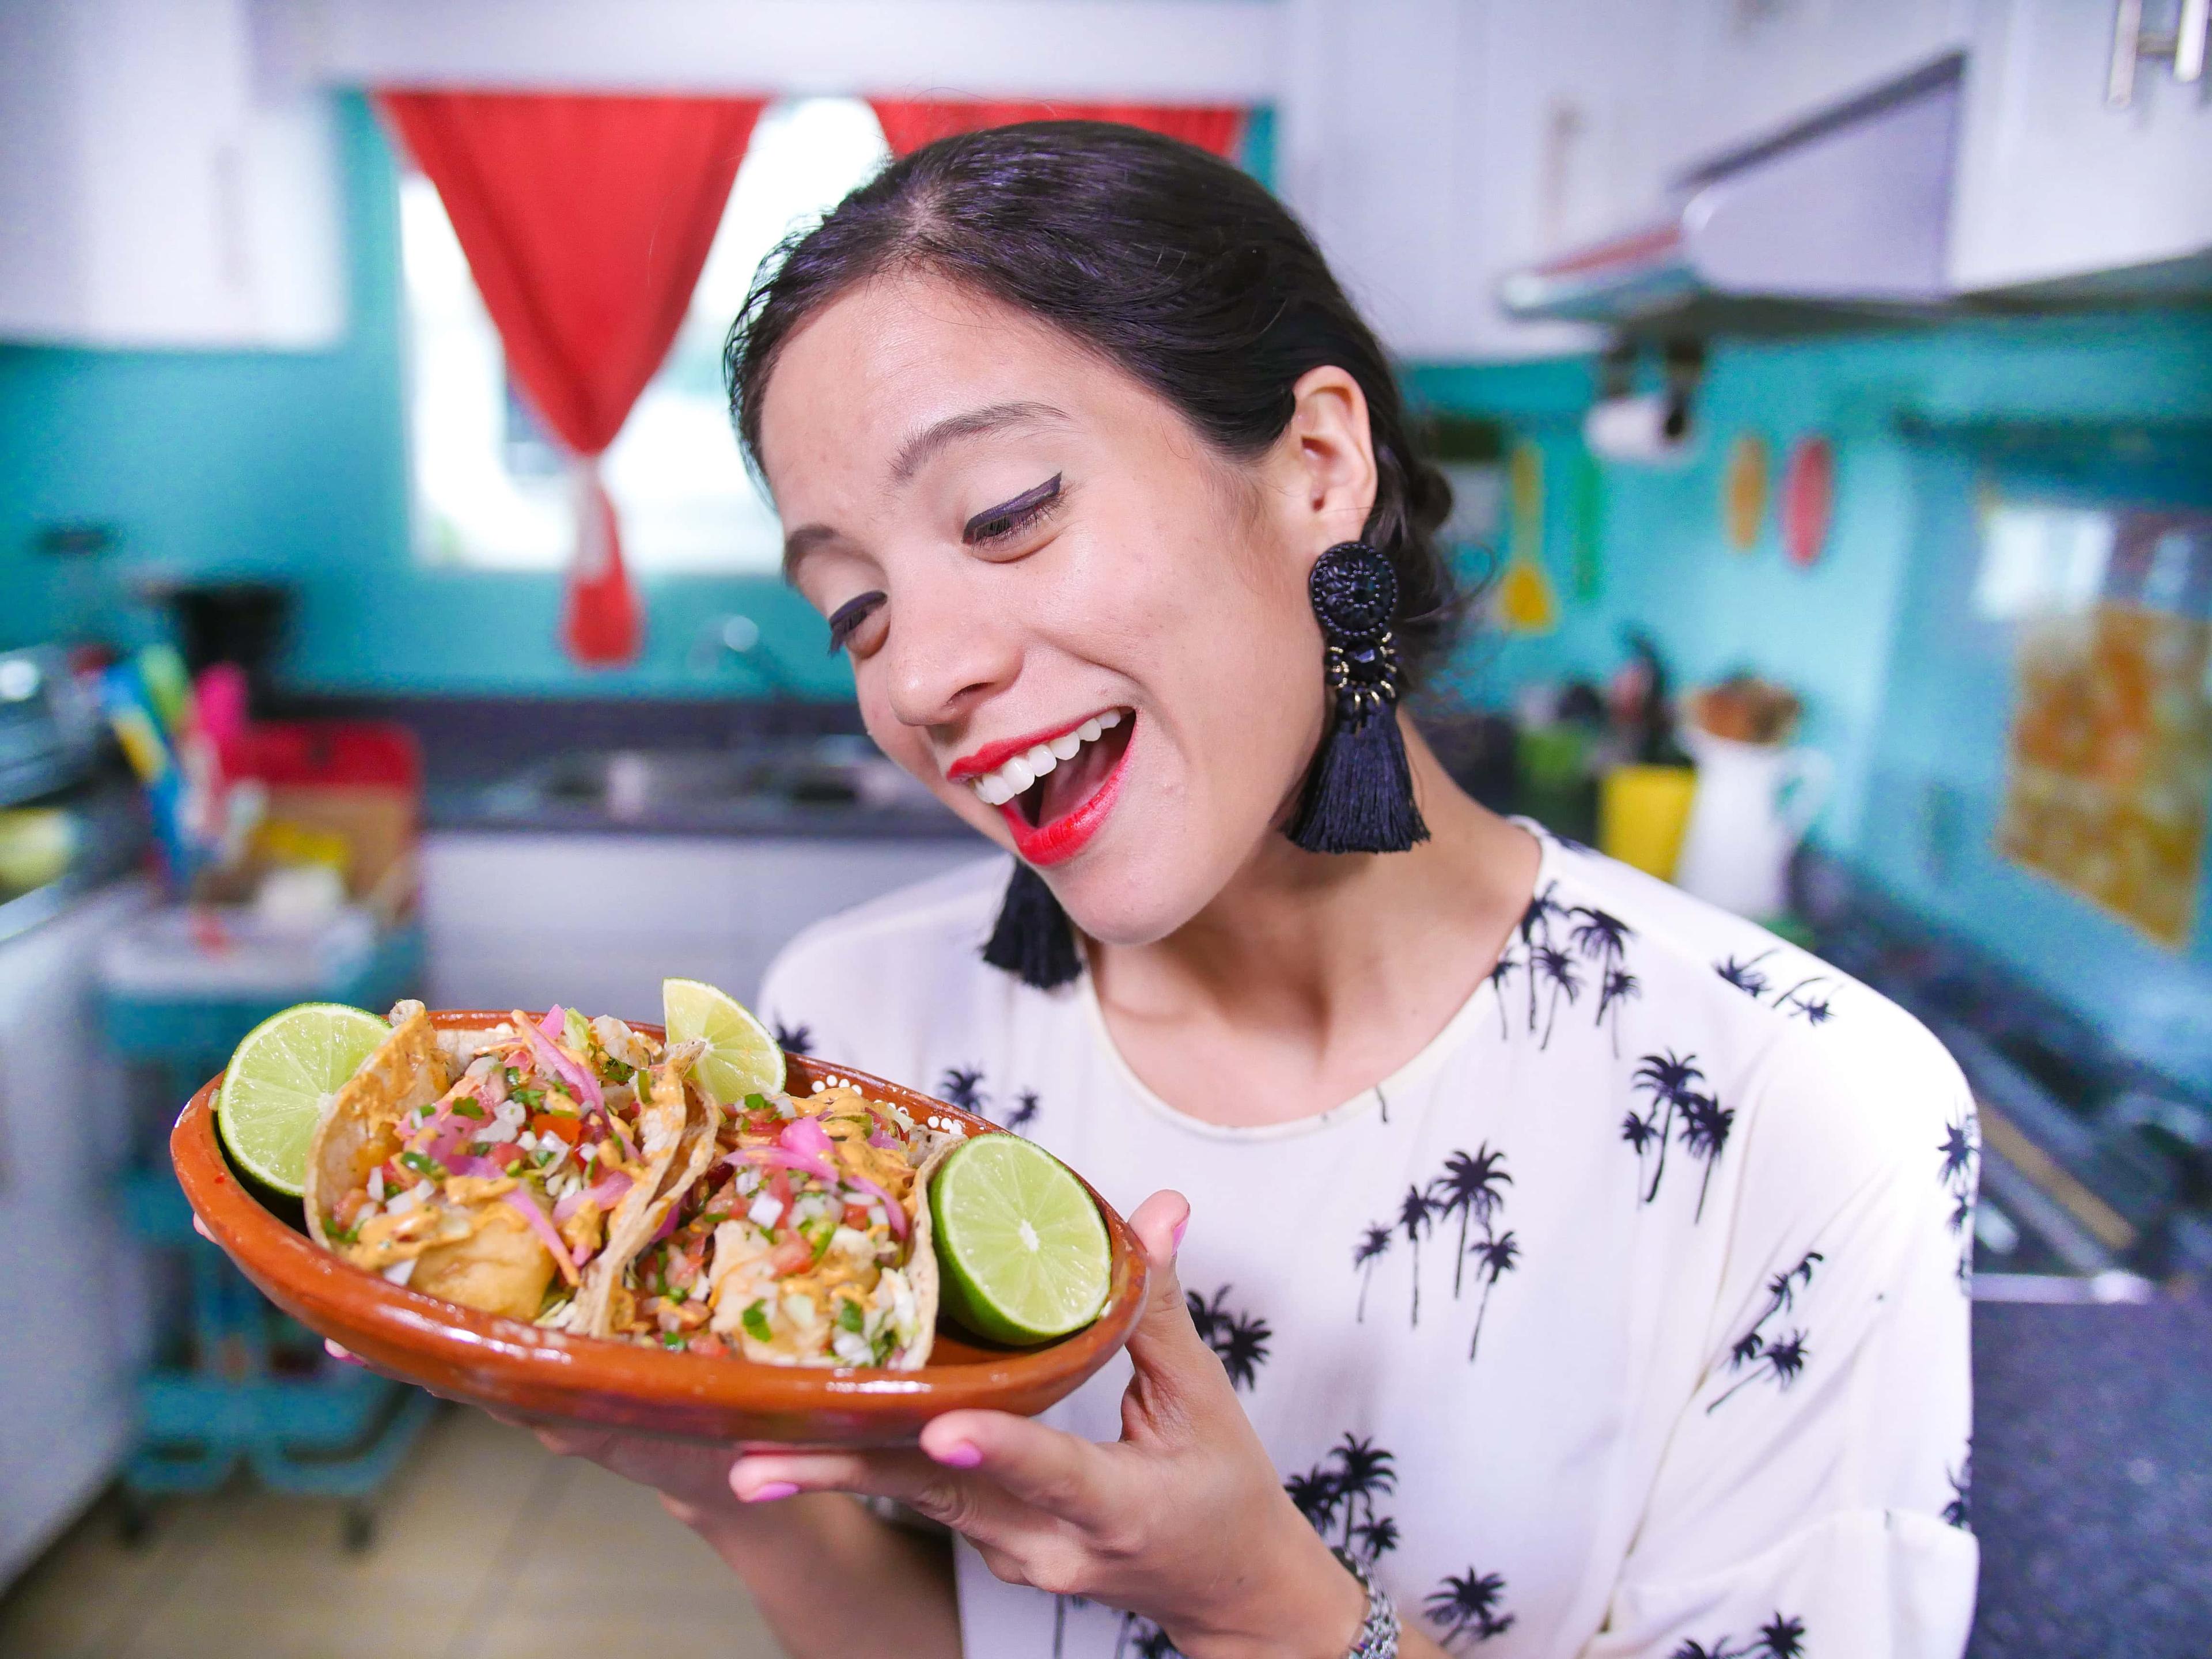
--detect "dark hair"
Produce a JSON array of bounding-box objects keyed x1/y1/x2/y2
[{"x1": 726, "y1": 120, "x2": 1465, "y2": 685}]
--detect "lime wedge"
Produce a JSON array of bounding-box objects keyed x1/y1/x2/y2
[
  {"x1": 662, "y1": 977, "x2": 786, "y2": 1105},
  {"x1": 217, "y1": 1002, "x2": 390, "y2": 1196},
  {"x1": 930, "y1": 1135, "x2": 1112, "y2": 1346}
]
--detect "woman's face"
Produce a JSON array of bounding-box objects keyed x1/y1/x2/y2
[{"x1": 760, "y1": 273, "x2": 1376, "y2": 945}]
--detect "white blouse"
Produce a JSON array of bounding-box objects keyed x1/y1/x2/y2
[{"x1": 759, "y1": 827, "x2": 1979, "y2": 1658}]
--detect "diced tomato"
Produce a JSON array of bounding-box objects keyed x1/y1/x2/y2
[
  {"x1": 530, "y1": 1112, "x2": 582, "y2": 1145},
  {"x1": 842, "y1": 1203, "x2": 872, "y2": 1229},
  {"x1": 689, "y1": 1334, "x2": 728, "y2": 1358},
  {"x1": 768, "y1": 1169, "x2": 793, "y2": 1210},
  {"x1": 495, "y1": 1143, "x2": 532, "y2": 1173},
  {"x1": 768, "y1": 1236, "x2": 814, "y2": 1275}
]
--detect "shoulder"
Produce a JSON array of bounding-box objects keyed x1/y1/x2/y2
[
  {"x1": 1536, "y1": 828, "x2": 1969, "y2": 1175},
  {"x1": 756, "y1": 854, "x2": 1022, "y2": 1077}
]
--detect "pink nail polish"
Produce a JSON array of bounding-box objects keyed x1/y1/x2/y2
[
  {"x1": 1171, "y1": 1215, "x2": 1188, "y2": 1252},
  {"x1": 931, "y1": 1441, "x2": 983, "y2": 1469},
  {"x1": 744, "y1": 1480, "x2": 800, "y2": 1503}
]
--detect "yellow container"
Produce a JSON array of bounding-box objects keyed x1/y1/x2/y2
[{"x1": 1600, "y1": 764, "x2": 1698, "y2": 880}]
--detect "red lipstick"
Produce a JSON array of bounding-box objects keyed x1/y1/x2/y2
[{"x1": 1001, "y1": 730, "x2": 1130, "y2": 866}]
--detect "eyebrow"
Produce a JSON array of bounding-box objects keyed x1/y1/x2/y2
[
  {"x1": 781, "y1": 400, "x2": 1071, "y2": 579},
  {"x1": 891, "y1": 400, "x2": 1069, "y2": 483}
]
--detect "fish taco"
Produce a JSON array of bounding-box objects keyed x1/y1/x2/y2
[
  {"x1": 601, "y1": 1078, "x2": 960, "y2": 1368},
  {"x1": 305, "y1": 1002, "x2": 717, "y2": 1331}
]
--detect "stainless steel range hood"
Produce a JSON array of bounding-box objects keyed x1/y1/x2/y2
[{"x1": 1499, "y1": 55, "x2": 1965, "y2": 331}]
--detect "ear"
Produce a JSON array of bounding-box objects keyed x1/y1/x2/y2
[{"x1": 1272, "y1": 365, "x2": 1378, "y2": 559}]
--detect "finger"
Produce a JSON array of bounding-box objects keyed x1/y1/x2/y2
[
  {"x1": 1118, "y1": 1190, "x2": 1219, "y2": 1392},
  {"x1": 917, "y1": 1410, "x2": 1119, "y2": 1529},
  {"x1": 730, "y1": 1448, "x2": 1038, "y2": 1544},
  {"x1": 324, "y1": 1339, "x2": 362, "y2": 1367},
  {"x1": 192, "y1": 1215, "x2": 214, "y2": 1243}
]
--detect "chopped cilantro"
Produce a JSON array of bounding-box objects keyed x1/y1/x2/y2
[
  {"x1": 662, "y1": 1330, "x2": 685, "y2": 1349},
  {"x1": 803, "y1": 1217, "x2": 836, "y2": 1262},
  {"x1": 452, "y1": 1100, "x2": 486, "y2": 1120},
  {"x1": 510, "y1": 1086, "x2": 546, "y2": 1109},
  {"x1": 743, "y1": 1093, "x2": 768, "y2": 1112},
  {"x1": 602, "y1": 1058, "x2": 634, "y2": 1084},
  {"x1": 741, "y1": 1301, "x2": 773, "y2": 1344},
  {"x1": 835, "y1": 1298, "x2": 865, "y2": 1334},
  {"x1": 398, "y1": 1150, "x2": 447, "y2": 1179},
  {"x1": 504, "y1": 1067, "x2": 521, "y2": 1087}
]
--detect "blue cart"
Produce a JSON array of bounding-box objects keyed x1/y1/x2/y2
[{"x1": 103, "y1": 922, "x2": 435, "y2": 1549}]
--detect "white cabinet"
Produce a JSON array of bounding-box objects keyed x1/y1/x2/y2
[
  {"x1": 1665, "y1": 0, "x2": 1974, "y2": 167},
  {"x1": 0, "y1": 882, "x2": 152, "y2": 1585},
  {"x1": 1949, "y1": 0, "x2": 2212, "y2": 293},
  {"x1": 1278, "y1": 0, "x2": 1611, "y2": 361},
  {"x1": 420, "y1": 834, "x2": 988, "y2": 1024},
  {"x1": 0, "y1": 0, "x2": 345, "y2": 350}
]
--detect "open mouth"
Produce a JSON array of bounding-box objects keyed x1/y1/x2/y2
[{"x1": 950, "y1": 709, "x2": 1135, "y2": 864}]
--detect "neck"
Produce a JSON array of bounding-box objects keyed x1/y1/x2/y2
[{"x1": 1089, "y1": 719, "x2": 1539, "y2": 1124}]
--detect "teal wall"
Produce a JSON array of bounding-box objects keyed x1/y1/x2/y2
[
  {"x1": 0, "y1": 94, "x2": 851, "y2": 700},
  {"x1": 1410, "y1": 312, "x2": 2212, "y2": 1086}
]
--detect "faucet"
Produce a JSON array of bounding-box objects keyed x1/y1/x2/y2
[{"x1": 691, "y1": 612, "x2": 800, "y2": 699}]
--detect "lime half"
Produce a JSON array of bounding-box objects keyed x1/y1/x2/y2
[
  {"x1": 662, "y1": 978, "x2": 786, "y2": 1105},
  {"x1": 217, "y1": 1002, "x2": 389, "y2": 1195},
  {"x1": 930, "y1": 1135, "x2": 1112, "y2": 1346}
]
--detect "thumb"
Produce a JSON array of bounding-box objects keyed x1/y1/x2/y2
[{"x1": 1120, "y1": 1190, "x2": 1217, "y2": 1389}]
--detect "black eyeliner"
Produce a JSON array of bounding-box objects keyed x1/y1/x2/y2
[
  {"x1": 825, "y1": 591, "x2": 884, "y2": 654},
  {"x1": 963, "y1": 474, "x2": 1062, "y2": 544}
]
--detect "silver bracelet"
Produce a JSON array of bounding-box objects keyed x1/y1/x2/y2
[{"x1": 1331, "y1": 1547, "x2": 1400, "y2": 1659}]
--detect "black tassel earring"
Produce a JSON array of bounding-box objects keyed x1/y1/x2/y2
[
  {"x1": 1287, "y1": 540, "x2": 1430, "y2": 854},
  {"x1": 982, "y1": 861, "x2": 1084, "y2": 989}
]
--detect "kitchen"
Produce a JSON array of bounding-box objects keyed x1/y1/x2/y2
[{"x1": 2, "y1": 1, "x2": 2209, "y2": 1654}]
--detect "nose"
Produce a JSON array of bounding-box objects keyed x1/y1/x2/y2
[{"x1": 880, "y1": 571, "x2": 1021, "y2": 734}]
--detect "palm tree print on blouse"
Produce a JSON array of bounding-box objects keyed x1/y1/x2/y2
[
  {"x1": 1426, "y1": 1145, "x2": 1519, "y2": 1361},
  {"x1": 1397, "y1": 1185, "x2": 1437, "y2": 1326},
  {"x1": 1623, "y1": 1051, "x2": 1734, "y2": 1219},
  {"x1": 1005, "y1": 1088, "x2": 1041, "y2": 1133},
  {"x1": 1352, "y1": 1224, "x2": 1392, "y2": 1322},
  {"x1": 937, "y1": 1066, "x2": 988, "y2": 1116},
  {"x1": 1708, "y1": 1249, "x2": 1821, "y2": 1412},
  {"x1": 770, "y1": 1018, "x2": 812, "y2": 1055},
  {"x1": 1186, "y1": 1285, "x2": 1272, "y2": 1391},
  {"x1": 1671, "y1": 1612, "x2": 1807, "y2": 1659},
  {"x1": 1425, "y1": 1568, "x2": 1515, "y2": 1647},
  {"x1": 1283, "y1": 1434, "x2": 1399, "y2": 1563},
  {"x1": 1498, "y1": 882, "x2": 1642, "y2": 1050},
  {"x1": 1939, "y1": 1104, "x2": 1980, "y2": 1288},
  {"x1": 1714, "y1": 948, "x2": 1835, "y2": 1024},
  {"x1": 1944, "y1": 1444, "x2": 1972, "y2": 1529}
]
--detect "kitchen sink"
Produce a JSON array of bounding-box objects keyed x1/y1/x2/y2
[{"x1": 478, "y1": 738, "x2": 946, "y2": 828}]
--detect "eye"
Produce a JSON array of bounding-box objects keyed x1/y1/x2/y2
[
  {"x1": 963, "y1": 474, "x2": 1064, "y2": 550},
  {"x1": 825, "y1": 590, "x2": 887, "y2": 657}
]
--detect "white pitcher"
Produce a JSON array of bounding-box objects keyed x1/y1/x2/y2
[{"x1": 1672, "y1": 726, "x2": 1832, "y2": 920}]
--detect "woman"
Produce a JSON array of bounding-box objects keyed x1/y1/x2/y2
[{"x1": 550, "y1": 123, "x2": 1978, "y2": 1657}]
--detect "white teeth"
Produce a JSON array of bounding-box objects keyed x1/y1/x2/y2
[{"x1": 965, "y1": 710, "x2": 1130, "y2": 806}]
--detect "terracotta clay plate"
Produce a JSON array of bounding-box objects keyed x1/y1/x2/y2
[{"x1": 173, "y1": 1010, "x2": 1149, "y2": 1446}]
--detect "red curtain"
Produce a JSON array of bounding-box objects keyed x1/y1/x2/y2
[
  {"x1": 869, "y1": 100, "x2": 1244, "y2": 160},
  {"x1": 380, "y1": 91, "x2": 766, "y2": 666}
]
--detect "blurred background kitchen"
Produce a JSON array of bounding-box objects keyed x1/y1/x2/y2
[{"x1": 2, "y1": 0, "x2": 2207, "y2": 1653}]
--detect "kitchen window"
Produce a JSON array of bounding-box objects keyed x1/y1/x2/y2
[{"x1": 400, "y1": 97, "x2": 891, "y2": 573}]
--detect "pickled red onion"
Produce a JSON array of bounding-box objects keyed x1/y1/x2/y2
[
  {"x1": 551, "y1": 1171, "x2": 632, "y2": 1224},
  {"x1": 502, "y1": 1188, "x2": 583, "y2": 1278}
]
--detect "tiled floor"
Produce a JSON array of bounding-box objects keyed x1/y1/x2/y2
[{"x1": 0, "y1": 1408, "x2": 785, "y2": 1659}]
